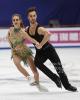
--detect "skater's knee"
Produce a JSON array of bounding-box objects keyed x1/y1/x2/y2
[{"x1": 55, "y1": 66, "x2": 64, "y2": 74}]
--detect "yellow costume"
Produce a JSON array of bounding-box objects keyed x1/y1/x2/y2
[{"x1": 8, "y1": 27, "x2": 32, "y2": 64}]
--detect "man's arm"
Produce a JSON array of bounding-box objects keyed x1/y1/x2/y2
[{"x1": 36, "y1": 27, "x2": 51, "y2": 49}]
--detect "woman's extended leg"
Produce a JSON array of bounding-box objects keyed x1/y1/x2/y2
[
  {"x1": 13, "y1": 55, "x2": 30, "y2": 79},
  {"x1": 27, "y1": 56, "x2": 39, "y2": 85}
]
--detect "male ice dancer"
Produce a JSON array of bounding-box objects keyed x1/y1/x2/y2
[{"x1": 25, "y1": 7, "x2": 77, "y2": 92}]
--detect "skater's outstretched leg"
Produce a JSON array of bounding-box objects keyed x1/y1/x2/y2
[
  {"x1": 34, "y1": 59, "x2": 61, "y2": 88},
  {"x1": 49, "y1": 47, "x2": 77, "y2": 92}
]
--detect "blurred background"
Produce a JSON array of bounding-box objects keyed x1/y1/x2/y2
[
  {"x1": 0, "y1": 0, "x2": 80, "y2": 27},
  {"x1": 0, "y1": 0, "x2": 80, "y2": 48}
]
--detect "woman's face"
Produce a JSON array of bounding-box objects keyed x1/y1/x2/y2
[{"x1": 12, "y1": 16, "x2": 21, "y2": 27}]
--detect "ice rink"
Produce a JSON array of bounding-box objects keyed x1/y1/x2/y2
[{"x1": 0, "y1": 48, "x2": 80, "y2": 100}]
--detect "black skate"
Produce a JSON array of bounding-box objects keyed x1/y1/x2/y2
[{"x1": 65, "y1": 84, "x2": 77, "y2": 92}]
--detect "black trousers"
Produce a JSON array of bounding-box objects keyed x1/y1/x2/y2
[{"x1": 34, "y1": 44, "x2": 70, "y2": 89}]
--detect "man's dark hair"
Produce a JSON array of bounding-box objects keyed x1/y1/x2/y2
[{"x1": 27, "y1": 7, "x2": 37, "y2": 15}]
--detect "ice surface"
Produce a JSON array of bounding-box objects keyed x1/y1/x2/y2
[{"x1": 0, "y1": 48, "x2": 80, "y2": 100}]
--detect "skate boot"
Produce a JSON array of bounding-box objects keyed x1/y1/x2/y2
[
  {"x1": 65, "y1": 84, "x2": 77, "y2": 92},
  {"x1": 30, "y1": 81, "x2": 39, "y2": 86}
]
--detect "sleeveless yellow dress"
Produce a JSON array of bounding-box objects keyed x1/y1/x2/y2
[{"x1": 9, "y1": 28, "x2": 32, "y2": 64}]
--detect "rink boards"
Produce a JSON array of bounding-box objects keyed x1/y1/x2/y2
[{"x1": 0, "y1": 27, "x2": 80, "y2": 49}]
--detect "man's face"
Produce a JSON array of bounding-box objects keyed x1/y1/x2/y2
[{"x1": 28, "y1": 11, "x2": 37, "y2": 24}]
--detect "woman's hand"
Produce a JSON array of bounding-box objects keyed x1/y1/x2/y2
[
  {"x1": 35, "y1": 41, "x2": 39, "y2": 46},
  {"x1": 35, "y1": 43, "x2": 42, "y2": 49}
]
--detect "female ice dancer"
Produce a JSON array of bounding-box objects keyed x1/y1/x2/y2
[{"x1": 7, "y1": 14, "x2": 39, "y2": 85}]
